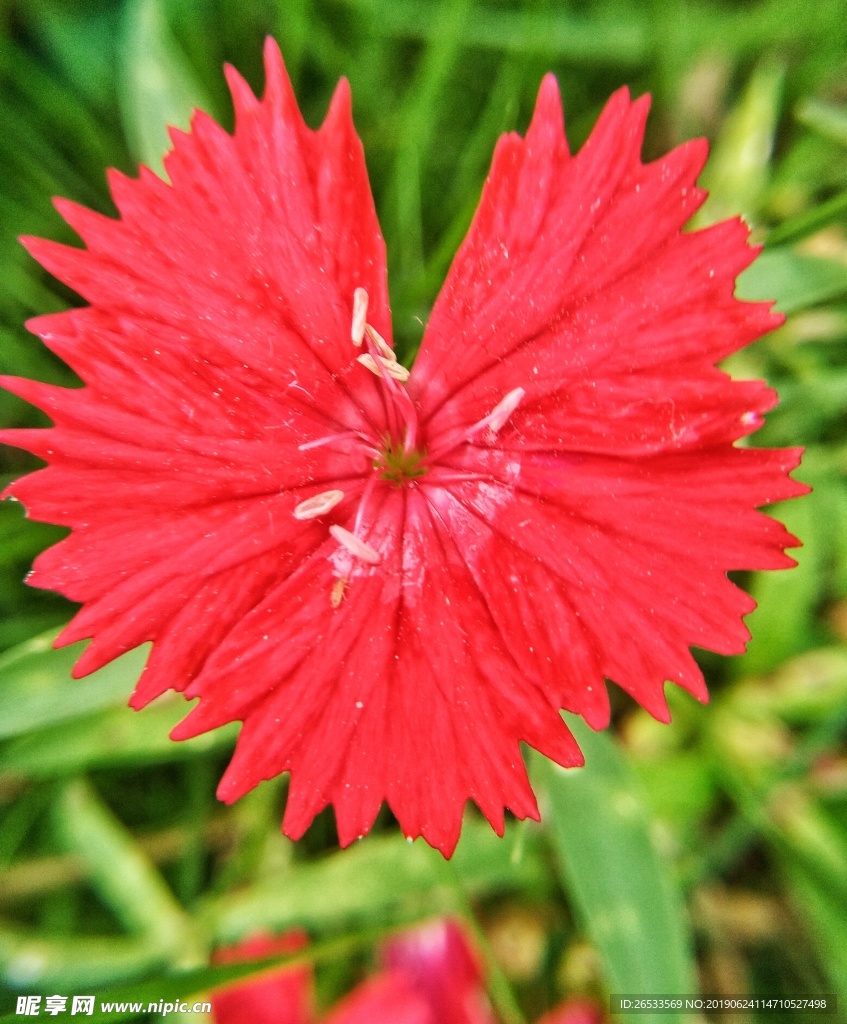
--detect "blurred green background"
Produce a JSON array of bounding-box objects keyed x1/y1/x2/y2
[{"x1": 1, "y1": 0, "x2": 846, "y2": 1021}]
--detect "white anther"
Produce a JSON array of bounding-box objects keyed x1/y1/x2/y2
[
  {"x1": 357, "y1": 353, "x2": 410, "y2": 383},
  {"x1": 479, "y1": 387, "x2": 526, "y2": 434},
  {"x1": 329, "y1": 525, "x2": 381, "y2": 564},
  {"x1": 364, "y1": 323, "x2": 395, "y2": 360},
  {"x1": 351, "y1": 288, "x2": 369, "y2": 345},
  {"x1": 356, "y1": 353, "x2": 381, "y2": 376},
  {"x1": 293, "y1": 489, "x2": 345, "y2": 520}
]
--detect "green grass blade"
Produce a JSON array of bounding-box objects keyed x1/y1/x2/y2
[
  {"x1": 796, "y1": 96, "x2": 847, "y2": 148},
  {"x1": 737, "y1": 247, "x2": 847, "y2": 314},
  {"x1": 0, "y1": 630, "x2": 147, "y2": 739},
  {"x1": 780, "y1": 856, "x2": 847, "y2": 1004},
  {"x1": 696, "y1": 61, "x2": 783, "y2": 226},
  {"x1": 53, "y1": 780, "x2": 205, "y2": 965},
  {"x1": 349, "y1": 0, "x2": 650, "y2": 65},
  {"x1": 119, "y1": 0, "x2": 214, "y2": 174},
  {"x1": 766, "y1": 189, "x2": 847, "y2": 247},
  {"x1": 0, "y1": 929, "x2": 166, "y2": 995},
  {"x1": 533, "y1": 720, "x2": 698, "y2": 1022},
  {"x1": 0, "y1": 926, "x2": 394, "y2": 1023},
  {"x1": 0, "y1": 702, "x2": 235, "y2": 780},
  {"x1": 204, "y1": 821, "x2": 545, "y2": 943}
]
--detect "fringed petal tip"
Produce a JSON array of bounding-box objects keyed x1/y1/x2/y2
[
  {"x1": 261, "y1": 35, "x2": 302, "y2": 123},
  {"x1": 321, "y1": 76, "x2": 354, "y2": 139},
  {"x1": 532, "y1": 73, "x2": 566, "y2": 133},
  {"x1": 224, "y1": 62, "x2": 259, "y2": 124}
]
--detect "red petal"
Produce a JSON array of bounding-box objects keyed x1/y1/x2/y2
[
  {"x1": 210, "y1": 931, "x2": 313, "y2": 1024},
  {"x1": 173, "y1": 488, "x2": 549, "y2": 855},
  {"x1": 322, "y1": 974, "x2": 431, "y2": 1024},
  {"x1": 382, "y1": 919, "x2": 497, "y2": 1024}
]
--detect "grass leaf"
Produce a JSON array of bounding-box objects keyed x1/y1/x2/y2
[
  {"x1": 119, "y1": 0, "x2": 214, "y2": 174},
  {"x1": 0, "y1": 631, "x2": 146, "y2": 739},
  {"x1": 533, "y1": 721, "x2": 697, "y2": 1022}
]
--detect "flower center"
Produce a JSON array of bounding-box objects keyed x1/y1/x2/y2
[
  {"x1": 293, "y1": 288, "x2": 525, "y2": 604},
  {"x1": 374, "y1": 436, "x2": 427, "y2": 486}
]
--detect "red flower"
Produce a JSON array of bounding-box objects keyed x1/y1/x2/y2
[
  {"x1": 209, "y1": 920, "x2": 491, "y2": 1024},
  {"x1": 2, "y1": 40, "x2": 805, "y2": 854},
  {"x1": 321, "y1": 975, "x2": 432, "y2": 1024},
  {"x1": 536, "y1": 998, "x2": 607, "y2": 1024},
  {"x1": 323, "y1": 916, "x2": 497, "y2": 1024},
  {"x1": 379, "y1": 918, "x2": 496, "y2": 1024},
  {"x1": 210, "y1": 932, "x2": 313, "y2": 1024}
]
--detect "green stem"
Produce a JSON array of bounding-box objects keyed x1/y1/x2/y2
[
  {"x1": 440, "y1": 854, "x2": 528, "y2": 1024},
  {"x1": 53, "y1": 779, "x2": 206, "y2": 967},
  {"x1": 766, "y1": 189, "x2": 847, "y2": 248}
]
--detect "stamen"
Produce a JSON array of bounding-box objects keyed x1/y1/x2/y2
[
  {"x1": 426, "y1": 387, "x2": 526, "y2": 462},
  {"x1": 329, "y1": 524, "x2": 381, "y2": 564},
  {"x1": 353, "y1": 473, "x2": 379, "y2": 535},
  {"x1": 298, "y1": 431, "x2": 379, "y2": 457},
  {"x1": 350, "y1": 292, "x2": 421, "y2": 454},
  {"x1": 357, "y1": 352, "x2": 410, "y2": 383},
  {"x1": 351, "y1": 287, "x2": 369, "y2": 346},
  {"x1": 293, "y1": 489, "x2": 345, "y2": 520},
  {"x1": 364, "y1": 323, "x2": 395, "y2": 360},
  {"x1": 356, "y1": 316, "x2": 420, "y2": 448},
  {"x1": 477, "y1": 387, "x2": 526, "y2": 434},
  {"x1": 356, "y1": 353, "x2": 382, "y2": 377}
]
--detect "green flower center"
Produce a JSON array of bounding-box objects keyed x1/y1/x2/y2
[{"x1": 374, "y1": 436, "x2": 428, "y2": 485}]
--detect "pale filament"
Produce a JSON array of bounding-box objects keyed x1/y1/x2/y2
[
  {"x1": 293, "y1": 489, "x2": 345, "y2": 520},
  {"x1": 356, "y1": 322, "x2": 408, "y2": 381},
  {"x1": 300, "y1": 294, "x2": 523, "y2": 585},
  {"x1": 353, "y1": 473, "x2": 379, "y2": 537},
  {"x1": 427, "y1": 387, "x2": 526, "y2": 462},
  {"x1": 480, "y1": 387, "x2": 526, "y2": 434},
  {"x1": 299, "y1": 289, "x2": 426, "y2": 576},
  {"x1": 351, "y1": 289, "x2": 419, "y2": 453},
  {"x1": 298, "y1": 430, "x2": 379, "y2": 458}
]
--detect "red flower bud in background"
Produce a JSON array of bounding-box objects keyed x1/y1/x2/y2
[
  {"x1": 209, "y1": 919, "x2": 491, "y2": 1024},
  {"x1": 210, "y1": 931, "x2": 313, "y2": 1024}
]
